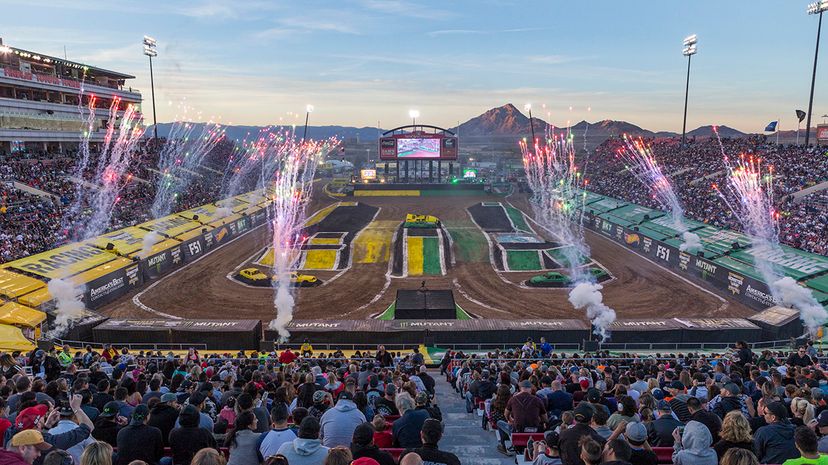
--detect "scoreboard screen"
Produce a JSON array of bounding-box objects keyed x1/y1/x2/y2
[{"x1": 379, "y1": 135, "x2": 458, "y2": 160}]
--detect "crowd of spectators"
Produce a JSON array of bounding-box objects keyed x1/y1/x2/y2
[
  {"x1": 0, "y1": 344, "x2": 454, "y2": 465},
  {"x1": 447, "y1": 337, "x2": 828, "y2": 464},
  {"x1": 0, "y1": 139, "x2": 244, "y2": 264},
  {"x1": 586, "y1": 137, "x2": 828, "y2": 255}
]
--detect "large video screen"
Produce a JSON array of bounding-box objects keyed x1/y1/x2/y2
[{"x1": 396, "y1": 138, "x2": 440, "y2": 158}]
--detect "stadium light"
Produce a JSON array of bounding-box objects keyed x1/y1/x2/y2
[
  {"x1": 142, "y1": 35, "x2": 159, "y2": 141},
  {"x1": 0, "y1": 44, "x2": 11, "y2": 54},
  {"x1": 524, "y1": 103, "x2": 536, "y2": 144},
  {"x1": 409, "y1": 109, "x2": 420, "y2": 126},
  {"x1": 302, "y1": 104, "x2": 313, "y2": 142},
  {"x1": 804, "y1": 1, "x2": 828, "y2": 146},
  {"x1": 680, "y1": 33, "x2": 698, "y2": 149}
]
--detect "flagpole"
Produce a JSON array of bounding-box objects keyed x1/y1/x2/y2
[
  {"x1": 776, "y1": 117, "x2": 780, "y2": 145},
  {"x1": 797, "y1": 121, "x2": 801, "y2": 145}
]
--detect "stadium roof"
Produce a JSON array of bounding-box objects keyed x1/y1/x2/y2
[{"x1": 4, "y1": 44, "x2": 135, "y2": 80}]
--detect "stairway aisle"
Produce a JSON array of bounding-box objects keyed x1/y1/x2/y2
[{"x1": 432, "y1": 372, "x2": 514, "y2": 465}]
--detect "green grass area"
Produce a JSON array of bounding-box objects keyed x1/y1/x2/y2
[
  {"x1": 546, "y1": 247, "x2": 587, "y2": 268},
  {"x1": 447, "y1": 226, "x2": 488, "y2": 263},
  {"x1": 422, "y1": 237, "x2": 442, "y2": 275},
  {"x1": 506, "y1": 250, "x2": 542, "y2": 270},
  {"x1": 455, "y1": 305, "x2": 473, "y2": 320},
  {"x1": 377, "y1": 302, "x2": 395, "y2": 320},
  {"x1": 505, "y1": 206, "x2": 531, "y2": 232}
]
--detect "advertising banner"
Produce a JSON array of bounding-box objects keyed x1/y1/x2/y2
[
  {"x1": 84, "y1": 263, "x2": 141, "y2": 309},
  {"x1": 180, "y1": 235, "x2": 207, "y2": 262},
  {"x1": 141, "y1": 245, "x2": 183, "y2": 280}
]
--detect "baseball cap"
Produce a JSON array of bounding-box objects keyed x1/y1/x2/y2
[
  {"x1": 15, "y1": 405, "x2": 48, "y2": 430},
  {"x1": 519, "y1": 380, "x2": 533, "y2": 390},
  {"x1": 189, "y1": 392, "x2": 206, "y2": 406},
  {"x1": 579, "y1": 379, "x2": 591, "y2": 390},
  {"x1": 651, "y1": 388, "x2": 665, "y2": 400},
  {"x1": 818, "y1": 410, "x2": 828, "y2": 428},
  {"x1": 723, "y1": 383, "x2": 741, "y2": 396},
  {"x1": 160, "y1": 393, "x2": 178, "y2": 404},
  {"x1": 656, "y1": 400, "x2": 672, "y2": 412},
  {"x1": 131, "y1": 404, "x2": 150, "y2": 424},
  {"x1": 352, "y1": 422, "x2": 375, "y2": 446},
  {"x1": 338, "y1": 391, "x2": 354, "y2": 401},
  {"x1": 625, "y1": 422, "x2": 648, "y2": 444},
  {"x1": 586, "y1": 388, "x2": 601, "y2": 403},
  {"x1": 415, "y1": 391, "x2": 429, "y2": 406},
  {"x1": 544, "y1": 430, "x2": 560, "y2": 448},
  {"x1": 669, "y1": 381, "x2": 685, "y2": 391},
  {"x1": 58, "y1": 404, "x2": 75, "y2": 417},
  {"x1": 765, "y1": 401, "x2": 788, "y2": 420},
  {"x1": 573, "y1": 402, "x2": 595, "y2": 422},
  {"x1": 10, "y1": 430, "x2": 51, "y2": 450},
  {"x1": 313, "y1": 390, "x2": 327, "y2": 403},
  {"x1": 100, "y1": 401, "x2": 120, "y2": 418}
]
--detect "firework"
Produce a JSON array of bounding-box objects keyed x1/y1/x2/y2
[
  {"x1": 521, "y1": 134, "x2": 616, "y2": 341},
  {"x1": 617, "y1": 135, "x2": 701, "y2": 252}
]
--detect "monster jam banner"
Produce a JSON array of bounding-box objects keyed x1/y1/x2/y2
[
  {"x1": 141, "y1": 244, "x2": 183, "y2": 280},
  {"x1": 84, "y1": 263, "x2": 141, "y2": 309},
  {"x1": 180, "y1": 234, "x2": 207, "y2": 262}
]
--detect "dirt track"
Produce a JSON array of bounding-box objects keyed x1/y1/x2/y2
[{"x1": 101, "y1": 191, "x2": 753, "y2": 323}]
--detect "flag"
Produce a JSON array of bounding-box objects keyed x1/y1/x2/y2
[
  {"x1": 796, "y1": 110, "x2": 806, "y2": 122},
  {"x1": 764, "y1": 121, "x2": 778, "y2": 132}
]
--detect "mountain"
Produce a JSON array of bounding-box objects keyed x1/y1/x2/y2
[
  {"x1": 686, "y1": 125, "x2": 745, "y2": 138},
  {"x1": 453, "y1": 103, "x2": 549, "y2": 136}
]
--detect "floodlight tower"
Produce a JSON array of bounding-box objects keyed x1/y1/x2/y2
[
  {"x1": 142, "y1": 36, "x2": 158, "y2": 141},
  {"x1": 409, "y1": 109, "x2": 420, "y2": 127},
  {"x1": 524, "y1": 103, "x2": 535, "y2": 145},
  {"x1": 681, "y1": 34, "x2": 697, "y2": 149},
  {"x1": 805, "y1": 1, "x2": 828, "y2": 146},
  {"x1": 302, "y1": 104, "x2": 314, "y2": 142}
]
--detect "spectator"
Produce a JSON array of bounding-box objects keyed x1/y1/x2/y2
[
  {"x1": 671, "y1": 420, "x2": 716, "y2": 465},
  {"x1": 324, "y1": 446, "x2": 352, "y2": 465},
  {"x1": 621, "y1": 422, "x2": 656, "y2": 465},
  {"x1": 686, "y1": 397, "x2": 721, "y2": 442},
  {"x1": 713, "y1": 411, "x2": 754, "y2": 459},
  {"x1": 506, "y1": 380, "x2": 548, "y2": 433},
  {"x1": 782, "y1": 426, "x2": 826, "y2": 465},
  {"x1": 1, "y1": 430, "x2": 51, "y2": 465},
  {"x1": 529, "y1": 430, "x2": 562, "y2": 465},
  {"x1": 371, "y1": 416, "x2": 392, "y2": 449},
  {"x1": 401, "y1": 418, "x2": 460, "y2": 465},
  {"x1": 601, "y1": 438, "x2": 633, "y2": 465},
  {"x1": 647, "y1": 400, "x2": 682, "y2": 447},
  {"x1": 257, "y1": 402, "x2": 295, "y2": 461},
  {"x1": 190, "y1": 448, "x2": 226, "y2": 465},
  {"x1": 373, "y1": 385, "x2": 398, "y2": 417},
  {"x1": 276, "y1": 416, "x2": 330, "y2": 465},
  {"x1": 115, "y1": 404, "x2": 164, "y2": 465},
  {"x1": 392, "y1": 392, "x2": 429, "y2": 449},
  {"x1": 547, "y1": 380, "x2": 574, "y2": 419},
  {"x1": 79, "y1": 441, "x2": 113, "y2": 465},
  {"x1": 169, "y1": 405, "x2": 217, "y2": 465},
  {"x1": 579, "y1": 438, "x2": 602, "y2": 465},
  {"x1": 175, "y1": 392, "x2": 214, "y2": 431},
  {"x1": 147, "y1": 394, "x2": 178, "y2": 447},
  {"x1": 720, "y1": 448, "x2": 760, "y2": 465},
  {"x1": 225, "y1": 411, "x2": 261, "y2": 465},
  {"x1": 48, "y1": 405, "x2": 96, "y2": 463},
  {"x1": 350, "y1": 422, "x2": 395, "y2": 465},
  {"x1": 816, "y1": 410, "x2": 828, "y2": 453},
  {"x1": 320, "y1": 391, "x2": 366, "y2": 448},
  {"x1": 607, "y1": 396, "x2": 638, "y2": 430},
  {"x1": 589, "y1": 407, "x2": 612, "y2": 441},
  {"x1": 413, "y1": 392, "x2": 441, "y2": 422},
  {"x1": 787, "y1": 347, "x2": 815, "y2": 368},
  {"x1": 91, "y1": 402, "x2": 122, "y2": 447},
  {"x1": 754, "y1": 401, "x2": 798, "y2": 464},
  {"x1": 559, "y1": 403, "x2": 605, "y2": 465}
]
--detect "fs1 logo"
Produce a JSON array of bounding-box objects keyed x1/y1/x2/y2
[
  {"x1": 655, "y1": 245, "x2": 670, "y2": 262},
  {"x1": 187, "y1": 241, "x2": 202, "y2": 256}
]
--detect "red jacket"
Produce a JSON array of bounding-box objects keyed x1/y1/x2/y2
[{"x1": 0, "y1": 450, "x2": 30, "y2": 465}]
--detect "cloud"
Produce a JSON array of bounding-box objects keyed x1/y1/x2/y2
[
  {"x1": 427, "y1": 27, "x2": 547, "y2": 37},
  {"x1": 356, "y1": 0, "x2": 454, "y2": 20}
]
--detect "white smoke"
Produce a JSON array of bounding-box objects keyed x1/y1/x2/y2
[
  {"x1": 216, "y1": 206, "x2": 232, "y2": 219},
  {"x1": 47, "y1": 279, "x2": 85, "y2": 336},
  {"x1": 679, "y1": 231, "x2": 702, "y2": 253},
  {"x1": 139, "y1": 231, "x2": 161, "y2": 258},
  {"x1": 269, "y1": 277, "x2": 294, "y2": 341},
  {"x1": 569, "y1": 282, "x2": 616, "y2": 342},
  {"x1": 772, "y1": 276, "x2": 827, "y2": 336}
]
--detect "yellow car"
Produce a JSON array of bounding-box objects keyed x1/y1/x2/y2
[
  {"x1": 271, "y1": 272, "x2": 320, "y2": 287},
  {"x1": 405, "y1": 214, "x2": 439, "y2": 224},
  {"x1": 237, "y1": 268, "x2": 270, "y2": 286}
]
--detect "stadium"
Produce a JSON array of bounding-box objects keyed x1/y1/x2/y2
[{"x1": 1, "y1": 2, "x2": 828, "y2": 465}]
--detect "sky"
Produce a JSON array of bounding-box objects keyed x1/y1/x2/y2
[{"x1": 2, "y1": 0, "x2": 827, "y2": 132}]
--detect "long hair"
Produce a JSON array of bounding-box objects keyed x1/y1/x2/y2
[
  {"x1": 791, "y1": 397, "x2": 816, "y2": 424},
  {"x1": 720, "y1": 448, "x2": 759, "y2": 465},
  {"x1": 80, "y1": 441, "x2": 113, "y2": 465},
  {"x1": 492, "y1": 384, "x2": 512, "y2": 414},
  {"x1": 720, "y1": 410, "x2": 753, "y2": 444},
  {"x1": 324, "y1": 447, "x2": 352, "y2": 465},
  {"x1": 225, "y1": 411, "x2": 257, "y2": 448},
  {"x1": 191, "y1": 448, "x2": 227, "y2": 465}
]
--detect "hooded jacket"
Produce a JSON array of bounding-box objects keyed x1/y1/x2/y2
[
  {"x1": 753, "y1": 419, "x2": 798, "y2": 464},
  {"x1": 351, "y1": 443, "x2": 396, "y2": 465},
  {"x1": 671, "y1": 420, "x2": 717, "y2": 465},
  {"x1": 319, "y1": 400, "x2": 366, "y2": 448},
  {"x1": 147, "y1": 403, "x2": 178, "y2": 446},
  {"x1": 169, "y1": 406, "x2": 217, "y2": 465},
  {"x1": 276, "y1": 438, "x2": 330, "y2": 465},
  {"x1": 0, "y1": 450, "x2": 28, "y2": 465}
]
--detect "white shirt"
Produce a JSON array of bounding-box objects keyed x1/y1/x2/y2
[{"x1": 49, "y1": 419, "x2": 96, "y2": 464}]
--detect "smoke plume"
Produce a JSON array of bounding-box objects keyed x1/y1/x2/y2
[{"x1": 569, "y1": 282, "x2": 616, "y2": 342}]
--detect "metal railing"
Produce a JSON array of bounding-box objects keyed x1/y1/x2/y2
[{"x1": 51, "y1": 338, "x2": 207, "y2": 352}]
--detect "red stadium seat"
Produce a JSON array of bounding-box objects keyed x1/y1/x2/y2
[
  {"x1": 653, "y1": 447, "x2": 672, "y2": 464},
  {"x1": 510, "y1": 432, "x2": 545, "y2": 448}
]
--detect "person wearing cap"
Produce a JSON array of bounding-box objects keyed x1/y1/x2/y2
[
  {"x1": 169, "y1": 405, "x2": 217, "y2": 465},
  {"x1": 710, "y1": 382, "x2": 747, "y2": 419},
  {"x1": 418, "y1": 366, "x2": 435, "y2": 396},
  {"x1": 91, "y1": 401, "x2": 123, "y2": 447},
  {"x1": 618, "y1": 422, "x2": 656, "y2": 465},
  {"x1": 584, "y1": 388, "x2": 611, "y2": 419},
  {"x1": 506, "y1": 380, "x2": 548, "y2": 433},
  {"x1": 528, "y1": 430, "x2": 562, "y2": 465},
  {"x1": 257, "y1": 402, "x2": 296, "y2": 460},
  {"x1": 47, "y1": 404, "x2": 95, "y2": 464},
  {"x1": 400, "y1": 418, "x2": 459, "y2": 465},
  {"x1": 309, "y1": 390, "x2": 331, "y2": 420},
  {"x1": 115, "y1": 404, "x2": 164, "y2": 465},
  {"x1": 392, "y1": 392, "x2": 428, "y2": 449},
  {"x1": 350, "y1": 422, "x2": 395, "y2": 465},
  {"x1": 174, "y1": 392, "x2": 214, "y2": 431},
  {"x1": 816, "y1": 410, "x2": 828, "y2": 453},
  {"x1": 373, "y1": 385, "x2": 398, "y2": 417},
  {"x1": 685, "y1": 397, "x2": 721, "y2": 442},
  {"x1": 559, "y1": 403, "x2": 605, "y2": 465},
  {"x1": 754, "y1": 401, "x2": 799, "y2": 464},
  {"x1": 276, "y1": 416, "x2": 329, "y2": 465},
  {"x1": 319, "y1": 391, "x2": 366, "y2": 448},
  {"x1": 14, "y1": 394, "x2": 94, "y2": 456},
  {"x1": 671, "y1": 420, "x2": 716, "y2": 465},
  {"x1": 414, "y1": 392, "x2": 441, "y2": 422},
  {"x1": 647, "y1": 400, "x2": 683, "y2": 447},
  {"x1": 0, "y1": 430, "x2": 51, "y2": 464},
  {"x1": 664, "y1": 381, "x2": 691, "y2": 423},
  {"x1": 147, "y1": 393, "x2": 179, "y2": 447}
]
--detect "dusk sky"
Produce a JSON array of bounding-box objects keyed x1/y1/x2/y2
[{"x1": 3, "y1": 0, "x2": 827, "y2": 132}]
